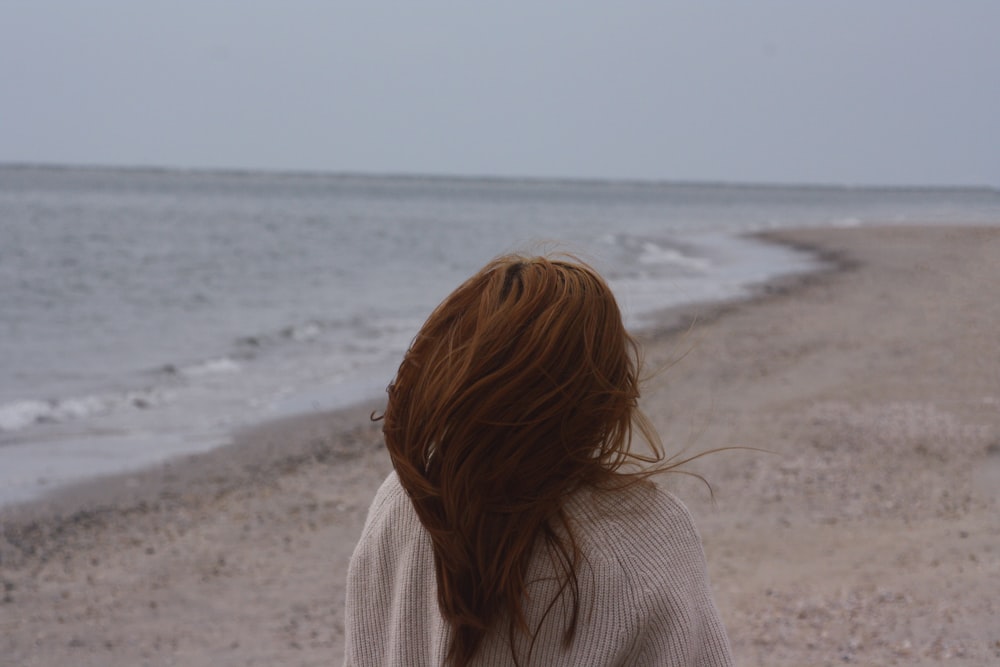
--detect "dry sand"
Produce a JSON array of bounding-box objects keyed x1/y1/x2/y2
[{"x1": 1, "y1": 225, "x2": 998, "y2": 666}]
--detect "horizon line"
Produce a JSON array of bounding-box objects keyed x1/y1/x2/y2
[{"x1": 2, "y1": 160, "x2": 997, "y2": 194}]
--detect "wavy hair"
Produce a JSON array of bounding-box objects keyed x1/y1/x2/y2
[{"x1": 381, "y1": 254, "x2": 663, "y2": 666}]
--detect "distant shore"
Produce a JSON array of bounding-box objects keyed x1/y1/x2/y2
[{"x1": 2, "y1": 225, "x2": 999, "y2": 666}]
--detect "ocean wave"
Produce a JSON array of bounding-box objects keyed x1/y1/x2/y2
[
  {"x1": 235, "y1": 316, "x2": 412, "y2": 355},
  {"x1": 233, "y1": 320, "x2": 334, "y2": 351},
  {"x1": 636, "y1": 240, "x2": 711, "y2": 272},
  {"x1": 0, "y1": 389, "x2": 165, "y2": 433},
  {"x1": 604, "y1": 233, "x2": 711, "y2": 275},
  {"x1": 284, "y1": 322, "x2": 322, "y2": 342},
  {"x1": 178, "y1": 357, "x2": 242, "y2": 377}
]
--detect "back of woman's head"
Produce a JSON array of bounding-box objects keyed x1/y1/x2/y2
[{"x1": 382, "y1": 254, "x2": 658, "y2": 665}]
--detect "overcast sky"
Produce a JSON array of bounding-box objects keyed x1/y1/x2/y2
[{"x1": 2, "y1": 2, "x2": 998, "y2": 186}]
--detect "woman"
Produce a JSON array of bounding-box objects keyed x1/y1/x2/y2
[{"x1": 345, "y1": 255, "x2": 733, "y2": 666}]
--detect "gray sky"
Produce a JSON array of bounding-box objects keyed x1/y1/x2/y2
[{"x1": 3, "y1": 1, "x2": 998, "y2": 186}]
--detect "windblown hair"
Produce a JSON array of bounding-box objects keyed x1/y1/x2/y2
[{"x1": 381, "y1": 254, "x2": 663, "y2": 666}]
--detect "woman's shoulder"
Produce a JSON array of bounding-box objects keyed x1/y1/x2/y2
[
  {"x1": 369, "y1": 469, "x2": 409, "y2": 511},
  {"x1": 355, "y1": 471, "x2": 422, "y2": 544},
  {"x1": 565, "y1": 480, "x2": 707, "y2": 580},
  {"x1": 568, "y1": 478, "x2": 698, "y2": 532}
]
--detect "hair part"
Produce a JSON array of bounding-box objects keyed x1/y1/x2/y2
[{"x1": 381, "y1": 254, "x2": 664, "y2": 666}]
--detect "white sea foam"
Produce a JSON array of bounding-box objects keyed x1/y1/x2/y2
[
  {"x1": 636, "y1": 240, "x2": 711, "y2": 272},
  {"x1": 0, "y1": 400, "x2": 53, "y2": 432},
  {"x1": 286, "y1": 322, "x2": 322, "y2": 341},
  {"x1": 0, "y1": 390, "x2": 165, "y2": 433},
  {"x1": 178, "y1": 357, "x2": 242, "y2": 377}
]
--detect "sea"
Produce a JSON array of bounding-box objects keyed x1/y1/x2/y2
[{"x1": 2, "y1": 165, "x2": 998, "y2": 506}]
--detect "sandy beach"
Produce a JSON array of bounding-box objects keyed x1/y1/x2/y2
[{"x1": 1, "y1": 225, "x2": 998, "y2": 666}]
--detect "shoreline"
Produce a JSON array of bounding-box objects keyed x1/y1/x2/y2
[
  {"x1": 0, "y1": 227, "x2": 832, "y2": 517},
  {"x1": 0, "y1": 220, "x2": 818, "y2": 511},
  {"x1": 3, "y1": 224, "x2": 999, "y2": 666}
]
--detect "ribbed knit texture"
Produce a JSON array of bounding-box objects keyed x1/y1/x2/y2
[{"x1": 344, "y1": 472, "x2": 734, "y2": 666}]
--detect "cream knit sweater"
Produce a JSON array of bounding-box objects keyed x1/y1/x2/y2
[{"x1": 344, "y1": 472, "x2": 733, "y2": 666}]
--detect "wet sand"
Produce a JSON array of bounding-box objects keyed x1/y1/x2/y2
[{"x1": 2, "y1": 225, "x2": 998, "y2": 666}]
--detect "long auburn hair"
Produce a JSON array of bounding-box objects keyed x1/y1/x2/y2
[{"x1": 381, "y1": 254, "x2": 663, "y2": 666}]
